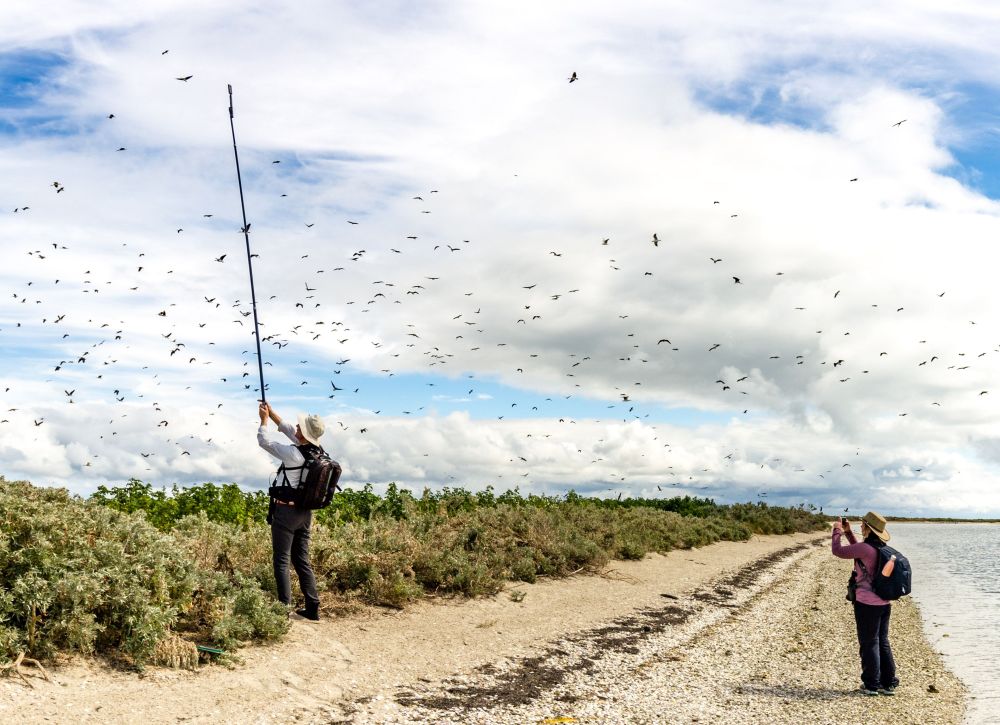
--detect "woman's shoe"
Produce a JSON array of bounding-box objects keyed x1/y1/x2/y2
[
  {"x1": 859, "y1": 686, "x2": 880, "y2": 696},
  {"x1": 879, "y1": 687, "x2": 896, "y2": 696}
]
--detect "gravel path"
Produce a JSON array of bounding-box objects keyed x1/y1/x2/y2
[{"x1": 349, "y1": 539, "x2": 966, "y2": 724}]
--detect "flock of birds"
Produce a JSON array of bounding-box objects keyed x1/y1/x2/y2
[{"x1": 2, "y1": 61, "x2": 996, "y2": 504}]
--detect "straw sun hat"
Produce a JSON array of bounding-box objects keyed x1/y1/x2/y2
[
  {"x1": 296, "y1": 413, "x2": 326, "y2": 446},
  {"x1": 861, "y1": 511, "x2": 891, "y2": 542}
]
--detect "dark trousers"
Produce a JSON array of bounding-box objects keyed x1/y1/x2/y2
[
  {"x1": 270, "y1": 505, "x2": 320, "y2": 608},
  {"x1": 853, "y1": 601, "x2": 898, "y2": 690}
]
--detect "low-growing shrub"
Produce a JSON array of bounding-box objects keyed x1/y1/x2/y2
[
  {"x1": 0, "y1": 479, "x2": 287, "y2": 667},
  {"x1": 0, "y1": 480, "x2": 197, "y2": 664},
  {"x1": 1, "y1": 475, "x2": 826, "y2": 665}
]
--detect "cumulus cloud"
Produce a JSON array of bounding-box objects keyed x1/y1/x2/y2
[{"x1": 4, "y1": 2, "x2": 1000, "y2": 515}]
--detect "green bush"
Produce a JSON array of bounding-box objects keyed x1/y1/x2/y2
[
  {"x1": 90, "y1": 479, "x2": 268, "y2": 529},
  {"x1": 0, "y1": 479, "x2": 286, "y2": 666},
  {"x1": 82, "y1": 480, "x2": 824, "y2": 611},
  {"x1": 0, "y1": 475, "x2": 826, "y2": 665}
]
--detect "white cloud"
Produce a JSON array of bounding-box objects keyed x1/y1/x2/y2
[{"x1": 4, "y1": 2, "x2": 1000, "y2": 515}]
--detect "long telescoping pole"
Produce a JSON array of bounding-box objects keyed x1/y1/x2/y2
[{"x1": 227, "y1": 84, "x2": 267, "y2": 403}]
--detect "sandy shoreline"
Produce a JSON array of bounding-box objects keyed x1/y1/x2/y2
[{"x1": 0, "y1": 531, "x2": 966, "y2": 723}]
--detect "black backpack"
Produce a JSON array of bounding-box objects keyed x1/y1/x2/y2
[
  {"x1": 269, "y1": 443, "x2": 342, "y2": 510},
  {"x1": 869, "y1": 544, "x2": 912, "y2": 601}
]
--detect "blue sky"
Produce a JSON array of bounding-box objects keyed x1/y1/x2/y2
[
  {"x1": 4, "y1": 2, "x2": 1000, "y2": 516},
  {"x1": 0, "y1": 49, "x2": 66, "y2": 108},
  {"x1": 0, "y1": 49, "x2": 73, "y2": 136},
  {"x1": 935, "y1": 83, "x2": 1000, "y2": 199}
]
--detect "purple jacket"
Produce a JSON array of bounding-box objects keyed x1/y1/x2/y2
[{"x1": 831, "y1": 528, "x2": 890, "y2": 606}]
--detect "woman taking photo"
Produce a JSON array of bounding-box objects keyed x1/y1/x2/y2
[{"x1": 832, "y1": 511, "x2": 899, "y2": 696}]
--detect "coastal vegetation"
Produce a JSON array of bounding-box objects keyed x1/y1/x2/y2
[
  {"x1": 883, "y1": 516, "x2": 1000, "y2": 523},
  {"x1": 1, "y1": 476, "x2": 825, "y2": 668},
  {"x1": 826, "y1": 515, "x2": 1000, "y2": 524}
]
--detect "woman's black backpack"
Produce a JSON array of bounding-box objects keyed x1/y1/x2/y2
[
  {"x1": 269, "y1": 444, "x2": 342, "y2": 510},
  {"x1": 870, "y1": 545, "x2": 912, "y2": 601}
]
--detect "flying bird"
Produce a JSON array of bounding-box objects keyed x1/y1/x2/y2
[
  {"x1": 568, "y1": 72, "x2": 578, "y2": 83},
  {"x1": 175, "y1": 75, "x2": 193, "y2": 81}
]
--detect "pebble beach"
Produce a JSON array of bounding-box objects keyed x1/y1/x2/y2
[{"x1": 352, "y1": 535, "x2": 966, "y2": 724}]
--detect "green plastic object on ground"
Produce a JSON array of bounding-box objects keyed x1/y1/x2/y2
[{"x1": 196, "y1": 645, "x2": 225, "y2": 655}]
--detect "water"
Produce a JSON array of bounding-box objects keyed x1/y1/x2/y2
[{"x1": 889, "y1": 523, "x2": 1000, "y2": 725}]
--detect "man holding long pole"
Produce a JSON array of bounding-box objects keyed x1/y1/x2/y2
[{"x1": 229, "y1": 85, "x2": 324, "y2": 620}]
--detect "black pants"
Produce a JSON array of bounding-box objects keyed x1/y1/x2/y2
[
  {"x1": 853, "y1": 601, "x2": 898, "y2": 690},
  {"x1": 270, "y1": 505, "x2": 320, "y2": 608}
]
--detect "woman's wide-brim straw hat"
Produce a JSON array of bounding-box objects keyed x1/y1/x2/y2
[
  {"x1": 862, "y1": 511, "x2": 891, "y2": 542},
  {"x1": 297, "y1": 413, "x2": 326, "y2": 446}
]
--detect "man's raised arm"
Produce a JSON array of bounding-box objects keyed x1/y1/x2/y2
[{"x1": 264, "y1": 402, "x2": 298, "y2": 443}]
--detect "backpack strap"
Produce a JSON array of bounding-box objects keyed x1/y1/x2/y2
[
  {"x1": 854, "y1": 542, "x2": 880, "y2": 582},
  {"x1": 275, "y1": 444, "x2": 322, "y2": 486},
  {"x1": 275, "y1": 461, "x2": 301, "y2": 487}
]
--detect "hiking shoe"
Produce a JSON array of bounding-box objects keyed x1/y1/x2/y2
[
  {"x1": 879, "y1": 687, "x2": 896, "y2": 696},
  {"x1": 859, "y1": 687, "x2": 880, "y2": 696},
  {"x1": 295, "y1": 607, "x2": 320, "y2": 621}
]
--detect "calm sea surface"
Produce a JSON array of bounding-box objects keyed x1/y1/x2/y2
[{"x1": 889, "y1": 523, "x2": 1000, "y2": 725}]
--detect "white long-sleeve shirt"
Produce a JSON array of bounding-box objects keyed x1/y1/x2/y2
[{"x1": 258, "y1": 420, "x2": 305, "y2": 484}]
